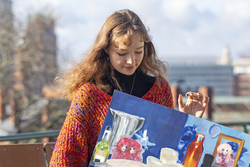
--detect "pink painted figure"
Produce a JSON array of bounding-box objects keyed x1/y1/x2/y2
[
  {"x1": 111, "y1": 137, "x2": 131, "y2": 159},
  {"x1": 129, "y1": 139, "x2": 143, "y2": 162},
  {"x1": 216, "y1": 143, "x2": 234, "y2": 167}
]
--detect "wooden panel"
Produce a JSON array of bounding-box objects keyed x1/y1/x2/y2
[
  {"x1": 0, "y1": 143, "x2": 46, "y2": 167},
  {"x1": 44, "y1": 142, "x2": 56, "y2": 165}
]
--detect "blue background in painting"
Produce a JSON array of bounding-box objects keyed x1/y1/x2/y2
[
  {"x1": 96, "y1": 91, "x2": 250, "y2": 166},
  {"x1": 98, "y1": 91, "x2": 188, "y2": 163},
  {"x1": 184, "y1": 115, "x2": 250, "y2": 166}
]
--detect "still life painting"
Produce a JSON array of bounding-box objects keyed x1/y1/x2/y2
[{"x1": 89, "y1": 91, "x2": 250, "y2": 167}]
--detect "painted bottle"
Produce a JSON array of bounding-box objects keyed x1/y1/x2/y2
[
  {"x1": 182, "y1": 133, "x2": 205, "y2": 167},
  {"x1": 93, "y1": 126, "x2": 111, "y2": 163},
  {"x1": 200, "y1": 154, "x2": 215, "y2": 167}
]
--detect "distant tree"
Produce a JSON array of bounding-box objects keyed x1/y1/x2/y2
[
  {"x1": 0, "y1": 2, "x2": 60, "y2": 134},
  {"x1": 0, "y1": 0, "x2": 17, "y2": 125}
]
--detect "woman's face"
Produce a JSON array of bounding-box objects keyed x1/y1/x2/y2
[{"x1": 106, "y1": 32, "x2": 144, "y2": 76}]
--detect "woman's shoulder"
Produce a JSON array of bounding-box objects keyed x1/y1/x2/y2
[
  {"x1": 68, "y1": 82, "x2": 112, "y2": 118},
  {"x1": 77, "y1": 82, "x2": 97, "y2": 93},
  {"x1": 149, "y1": 77, "x2": 172, "y2": 96},
  {"x1": 75, "y1": 82, "x2": 111, "y2": 100},
  {"x1": 142, "y1": 76, "x2": 173, "y2": 108},
  {"x1": 158, "y1": 77, "x2": 171, "y2": 88},
  {"x1": 140, "y1": 76, "x2": 170, "y2": 95},
  {"x1": 146, "y1": 76, "x2": 170, "y2": 90},
  {"x1": 139, "y1": 71, "x2": 169, "y2": 88}
]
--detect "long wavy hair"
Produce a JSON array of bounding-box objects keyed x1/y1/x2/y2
[{"x1": 56, "y1": 9, "x2": 168, "y2": 100}]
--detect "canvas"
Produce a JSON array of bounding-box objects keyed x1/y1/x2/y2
[{"x1": 89, "y1": 91, "x2": 250, "y2": 167}]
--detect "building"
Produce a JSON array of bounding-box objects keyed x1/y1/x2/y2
[
  {"x1": 168, "y1": 64, "x2": 234, "y2": 96},
  {"x1": 166, "y1": 47, "x2": 234, "y2": 96},
  {"x1": 233, "y1": 57, "x2": 250, "y2": 96}
]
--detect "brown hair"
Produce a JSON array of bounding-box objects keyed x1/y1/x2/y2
[{"x1": 55, "y1": 9, "x2": 167, "y2": 100}]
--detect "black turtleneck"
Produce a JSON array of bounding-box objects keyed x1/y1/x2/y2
[{"x1": 104, "y1": 70, "x2": 156, "y2": 98}]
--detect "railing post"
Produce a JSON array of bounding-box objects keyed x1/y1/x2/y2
[
  {"x1": 171, "y1": 85, "x2": 181, "y2": 110},
  {"x1": 243, "y1": 125, "x2": 248, "y2": 133},
  {"x1": 42, "y1": 104, "x2": 49, "y2": 143}
]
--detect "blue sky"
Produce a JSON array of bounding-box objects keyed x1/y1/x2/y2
[{"x1": 13, "y1": 0, "x2": 250, "y2": 63}]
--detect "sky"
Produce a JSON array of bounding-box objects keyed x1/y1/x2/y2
[{"x1": 12, "y1": 0, "x2": 250, "y2": 63}]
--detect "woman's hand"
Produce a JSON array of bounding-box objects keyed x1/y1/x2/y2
[{"x1": 178, "y1": 92, "x2": 210, "y2": 118}]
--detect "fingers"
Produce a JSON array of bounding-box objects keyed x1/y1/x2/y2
[
  {"x1": 186, "y1": 92, "x2": 203, "y2": 102},
  {"x1": 187, "y1": 91, "x2": 209, "y2": 108},
  {"x1": 198, "y1": 93, "x2": 203, "y2": 103},
  {"x1": 203, "y1": 95, "x2": 210, "y2": 108},
  {"x1": 186, "y1": 92, "x2": 200, "y2": 100},
  {"x1": 178, "y1": 94, "x2": 184, "y2": 111},
  {"x1": 186, "y1": 92, "x2": 198, "y2": 99},
  {"x1": 185, "y1": 92, "x2": 192, "y2": 99}
]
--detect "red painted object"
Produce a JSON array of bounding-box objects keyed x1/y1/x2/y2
[{"x1": 183, "y1": 133, "x2": 205, "y2": 167}]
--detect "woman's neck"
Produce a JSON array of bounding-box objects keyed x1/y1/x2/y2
[
  {"x1": 104, "y1": 69, "x2": 156, "y2": 98},
  {"x1": 114, "y1": 70, "x2": 136, "y2": 94}
]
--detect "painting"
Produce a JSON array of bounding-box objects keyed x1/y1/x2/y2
[
  {"x1": 88, "y1": 91, "x2": 250, "y2": 167},
  {"x1": 213, "y1": 133, "x2": 245, "y2": 167}
]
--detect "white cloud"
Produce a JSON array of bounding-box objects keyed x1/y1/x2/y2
[
  {"x1": 162, "y1": 0, "x2": 191, "y2": 21},
  {"x1": 222, "y1": 2, "x2": 250, "y2": 26},
  {"x1": 12, "y1": 0, "x2": 250, "y2": 61}
]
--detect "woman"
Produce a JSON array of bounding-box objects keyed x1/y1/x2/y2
[{"x1": 50, "y1": 9, "x2": 209, "y2": 167}]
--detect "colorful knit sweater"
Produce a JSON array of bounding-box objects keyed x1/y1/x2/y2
[{"x1": 50, "y1": 79, "x2": 173, "y2": 167}]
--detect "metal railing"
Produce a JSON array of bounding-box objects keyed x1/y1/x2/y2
[
  {"x1": 217, "y1": 121, "x2": 250, "y2": 133},
  {"x1": 0, "y1": 121, "x2": 249, "y2": 142},
  {"x1": 0, "y1": 130, "x2": 60, "y2": 142}
]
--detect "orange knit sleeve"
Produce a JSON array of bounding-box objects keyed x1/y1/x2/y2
[
  {"x1": 164, "y1": 79, "x2": 174, "y2": 109},
  {"x1": 50, "y1": 87, "x2": 90, "y2": 167},
  {"x1": 141, "y1": 78, "x2": 174, "y2": 109},
  {"x1": 50, "y1": 83, "x2": 111, "y2": 167}
]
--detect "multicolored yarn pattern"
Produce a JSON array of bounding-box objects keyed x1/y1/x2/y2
[{"x1": 50, "y1": 78, "x2": 173, "y2": 167}]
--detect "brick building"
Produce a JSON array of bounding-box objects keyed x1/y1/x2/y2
[{"x1": 233, "y1": 57, "x2": 250, "y2": 96}]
